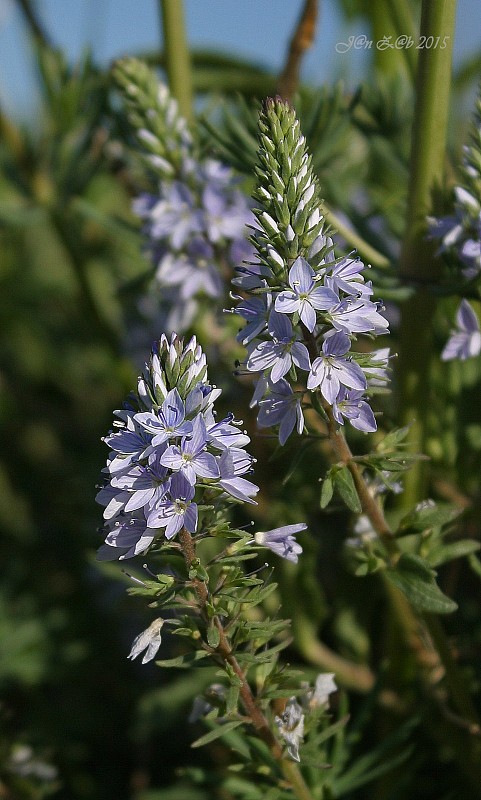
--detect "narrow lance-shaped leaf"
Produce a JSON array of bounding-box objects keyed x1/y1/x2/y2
[
  {"x1": 333, "y1": 466, "x2": 362, "y2": 514},
  {"x1": 384, "y1": 553, "x2": 458, "y2": 614}
]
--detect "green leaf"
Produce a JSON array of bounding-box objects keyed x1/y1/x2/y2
[
  {"x1": 225, "y1": 685, "x2": 240, "y2": 716},
  {"x1": 333, "y1": 467, "x2": 362, "y2": 513},
  {"x1": 304, "y1": 715, "x2": 350, "y2": 749},
  {"x1": 156, "y1": 650, "x2": 211, "y2": 669},
  {"x1": 398, "y1": 502, "x2": 461, "y2": 534},
  {"x1": 384, "y1": 554, "x2": 457, "y2": 614},
  {"x1": 333, "y1": 746, "x2": 414, "y2": 795},
  {"x1": 469, "y1": 553, "x2": 481, "y2": 581},
  {"x1": 376, "y1": 425, "x2": 411, "y2": 452},
  {"x1": 206, "y1": 623, "x2": 220, "y2": 649},
  {"x1": 320, "y1": 474, "x2": 334, "y2": 509},
  {"x1": 426, "y1": 540, "x2": 480, "y2": 568},
  {"x1": 191, "y1": 720, "x2": 244, "y2": 749}
]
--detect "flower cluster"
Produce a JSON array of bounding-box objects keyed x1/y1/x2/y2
[
  {"x1": 232, "y1": 99, "x2": 390, "y2": 442},
  {"x1": 113, "y1": 58, "x2": 254, "y2": 335},
  {"x1": 97, "y1": 334, "x2": 306, "y2": 563},
  {"x1": 134, "y1": 158, "x2": 254, "y2": 332},
  {"x1": 428, "y1": 88, "x2": 481, "y2": 361},
  {"x1": 96, "y1": 334, "x2": 259, "y2": 560}
]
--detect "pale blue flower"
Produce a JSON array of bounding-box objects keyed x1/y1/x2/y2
[
  {"x1": 110, "y1": 449, "x2": 171, "y2": 513},
  {"x1": 160, "y1": 414, "x2": 220, "y2": 485},
  {"x1": 185, "y1": 383, "x2": 222, "y2": 419},
  {"x1": 327, "y1": 298, "x2": 389, "y2": 335},
  {"x1": 98, "y1": 516, "x2": 157, "y2": 561},
  {"x1": 207, "y1": 413, "x2": 251, "y2": 450},
  {"x1": 275, "y1": 256, "x2": 338, "y2": 332},
  {"x1": 102, "y1": 412, "x2": 153, "y2": 472},
  {"x1": 257, "y1": 379, "x2": 305, "y2": 445},
  {"x1": 134, "y1": 388, "x2": 192, "y2": 446},
  {"x1": 156, "y1": 238, "x2": 223, "y2": 299},
  {"x1": 98, "y1": 336, "x2": 260, "y2": 560},
  {"x1": 247, "y1": 311, "x2": 311, "y2": 383},
  {"x1": 218, "y1": 448, "x2": 259, "y2": 504},
  {"x1": 307, "y1": 333, "x2": 366, "y2": 404},
  {"x1": 202, "y1": 183, "x2": 251, "y2": 243},
  {"x1": 442, "y1": 299, "x2": 481, "y2": 360},
  {"x1": 147, "y1": 181, "x2": 204, "y2": 249},
  {"x1": 324, "y1": 255, "x2": 373, "y2": 298},
  {"x1": 254, "y1": 523, "x2": 306, "y2": 563},
  {"x1": 234, "y1": 290, "x2": 272, "y2": 346},
  {"x1": 147, "y1": 472, "x2": 198, "y2": 539},
  {"x1": 332, "y1": 388, "x2": 377, "y2": 432},
  {"x1": 428, "y1": 187, "x2": 481, "y2": 279},
  {"x1": 133, "y1": 150, "x2": 255, "y2": 335}
]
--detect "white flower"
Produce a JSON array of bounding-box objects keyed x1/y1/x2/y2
[
  {"x1": 127, "y1": 618, "x2": 164, "y2": 664},
  {"x1": 309, "y1": 673, "x2": 338, "y2": 708},
  {"x1": 275, "y1": 698, "x2": 305, "y2": 761}
]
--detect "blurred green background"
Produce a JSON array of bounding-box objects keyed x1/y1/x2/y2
[{"x1": 1, "y1": 2, "x2": 481, "y2": 799}]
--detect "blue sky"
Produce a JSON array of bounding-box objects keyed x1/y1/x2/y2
[{"x1": 0, "y1": 0, "x2": 479, "y2": 119}]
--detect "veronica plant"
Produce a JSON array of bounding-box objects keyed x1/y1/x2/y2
[
  {"x1": 97, "y1": 82, "x2": 481, "y2": 797},
  {"x1": 96, "y1": 333, "x2": 351, "y2": 800},
  {"x1": 231, "y1": 100, "x2": 390, "y2": 447},
  {"x1": 112, "y1": 59, "x2": 254, "y2": 334},
  {"x1": 231, "y1": 98, "x2": 481, "y2": 778},
  {"x1": 428, "y1": 87, "x2": 481, "y2": 360}
]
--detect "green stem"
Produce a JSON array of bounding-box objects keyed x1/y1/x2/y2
[
  {"x1": 277, "y1": 0, "x2": 318, "y2": 103},
  {"x1": 370, "y1": 0, "x2": 411, "y2": 78},
  {"x1": 16, "y1": 0, "x2": 51, "y2": 48},
  {"x1": 385, "y1": 0, "x2": 418, "y2": 80},
  {"x1": 290, "y1": 606, "x2": 376, "y2": 692},
  {"x1": 159, "y1": 0, "x2": 193, "y2": 122},
  {"x1": 397, "y1": 0, "x2": 456, "y2": 506},
  {"x1": 325, "y1": 207, "x2": 391, "y2": 270}
]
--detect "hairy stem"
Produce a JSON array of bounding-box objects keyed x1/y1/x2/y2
[{"x1": 177, "y1": 528, "x2": 316, "y2": 800}]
